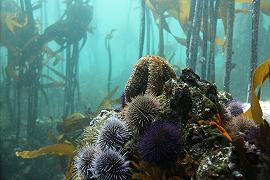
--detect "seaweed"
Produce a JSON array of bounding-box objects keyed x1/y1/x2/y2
[{"x1": 244, "y1": 58, "x2": 270, "y2": 124}]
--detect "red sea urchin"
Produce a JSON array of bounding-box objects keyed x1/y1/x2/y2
[
  {"x1": 96, "y1": 116, "x2": 131, "y2": 151},
  {"x1": 138, "y1": 121, "x2": 181, "y2": 165},
  {"x1": 91, "y1": 149, "x2": 130, "y2": 180},
  {"x1": 124, "y1": 94, "x2": 160, "y2": 136},
  {"x1": 124, "y1": 55, "x2": 176, "y2": 102}
]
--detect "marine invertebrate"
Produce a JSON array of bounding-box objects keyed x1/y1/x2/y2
[
  {"x1": 225, "y1": 115, "x2": 259, "y2": 140},
  {"x1": 124, "y1": 55, "x2": 176, "y2": 102},
  {"x1": 124, "y1": 94, "x2": 160, "y2": 135},
  {"x1": 96, "y1": 116, "x2": 131, "y2": 151},
  {"x1": 138, "y1": 121, "x2": 181, "y2": 165},
  {"x1": 82, "y1": 110, "x2": 117, "y2": 145},
  {"x1": 73, "y1": 144, "x2": 98, "y2": 179},
  {"x1": 226, "y1": 100, "x2": 244, "y2": 117},
  {"x1": 92, "y1": 149, "x2": 130, "y2": 180}
]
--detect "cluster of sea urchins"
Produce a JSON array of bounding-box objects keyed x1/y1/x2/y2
[
  {"x1": 73, "y1": 54, "x2": 265, "y2": 179},
  {"x1": 73, "y1": 116, "x2": 131, "y2": 180},
  {"x1": 122, "y1": 93, "x2": 182, "y2": 166}
]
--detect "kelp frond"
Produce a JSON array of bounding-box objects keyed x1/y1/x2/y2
[
  {"x1": 16, "y1": 142, "x2": 76, "y2": 180},
  {"x1": 5, "y1": 14, "x2": 28, "y2": 34},
  {"x1": 16, "y1": 143, "x2": 75, "y2": 158},
  {"x1": 243, "y1": 58, "x2": 270, "y2": 125}
]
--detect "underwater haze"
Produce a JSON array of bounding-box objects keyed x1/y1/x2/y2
[{"x1": 1, "y1": 0, "x2": 270, "y2": 179}]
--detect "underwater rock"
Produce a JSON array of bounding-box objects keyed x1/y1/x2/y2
[
  {"x1": 71, "y1": 66, "x2": 269, "y2": 180},
  {"x1": 158, "y1": 68, "x2": 227, "y2": 125},
  {"x1": 124, "y1": 55, "x2": 176, "y2": 102},
  {"x1": 217, "y1": 91, "x2": 234, "y2": 104},
  {"x1": 196, "y1": 147, "x2": 234, "y2": 179}
]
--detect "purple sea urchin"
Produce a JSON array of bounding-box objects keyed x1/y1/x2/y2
[
  {"x1": 96, "y1": 116, "x2": 131, "y2": 151},
  {"x1": 226, "y1": 100, "x2": 244, "y2": 117},
  {"x1": 91, "y1": 149, "x2": 130, "y2": 180},
  {"x1": 124, "y1": 55, "x2": 176, "y2": 102},
  {"x1": 138, "y1": 121, "x2": 181, "y2": 165},
  {"x1": 73, "y1": 144, "x2": 98, "y2": 179},
  {"x1": 125, "y1": 94, "x2": 160, "y2": 135}
]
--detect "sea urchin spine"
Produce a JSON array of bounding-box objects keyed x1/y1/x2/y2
[
  {"x1": 96, "y1": 116, "x2": 131, "y2": 151},
  {"x1": 138, "y1": 121, "x2": 181, "y2": 165},
  {"x1": 91, "y1": 149, "x2": 130, "y2": 180},
  {"x1": 73, "y1": 144, "x2": 98, "y2": 179},
  {"x1": 125, "y1": 94, "x2": 160, "y2": 136}
]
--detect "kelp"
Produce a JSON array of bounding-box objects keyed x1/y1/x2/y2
[
  {"x1": 45, "y1": 65, "x2": 66, "y2": 80},
  {"x1": 236, "y1": 0, "x2": 270, "y2": 16},
  {"x1": 6, "y1": 64, "x2": 18, "y2": 80},
  {"x1": 16, "y1": 143, "x2": 75, "y2": 158},
  {"x1": 16, "y1": 142, "x2": 76, "y2": 179},
  {"x1": 95, "y1": 85, "x2": 119, "y2": 115},
  {"x1": 145, "y1": 0, "x2": 253, "y2": 48},
  {"x1": 243, "y1": 58, "x2": 270, "y2": 125},
  {"x1": 4, "y1": 14, "x2": 28, "y2": 34},
  {"x1": 43, "y1": 46, "x2": 64, "y2": 65},
  {"x1": 57, "y1": 112, "x2": 89, "y2": 133}
]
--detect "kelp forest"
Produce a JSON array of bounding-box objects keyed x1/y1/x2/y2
[{"x1": 0, "y1": 0, "x2": 270, "y2": 179}]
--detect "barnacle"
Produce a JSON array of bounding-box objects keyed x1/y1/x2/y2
[{"x1": 124, "y1": 55, "x2": 176, "y2": 102}]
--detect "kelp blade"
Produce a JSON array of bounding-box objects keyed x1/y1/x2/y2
[
  {"x1": 16, "y1": 143, "x2": 75, "y2": 158},
  {"x1": 244, "y1": 58, "x2": 270, "y2": 125}
]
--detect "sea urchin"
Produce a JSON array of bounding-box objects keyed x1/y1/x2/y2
[
  {"x1": 73, "y1": 144, "x2": 98, "y2": 179},
  {"x1": 225, "y1": 115, "x2": 259, "y2": 141},
  {"x1": 138, "y1": 121, "x2": 181, "y2": 165},
  {"x1": 96, "y1": 116, "x2": 131, "y2": 151},
  {"x1": 226, "y1": 100, "x2": 244, "y2": 117},
  {"x1": 125, "y1": 94, "x2": 160, "y2": 136},
  {"x1": 91, "y1": 149, "x2": 130, "y2": 180}
]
